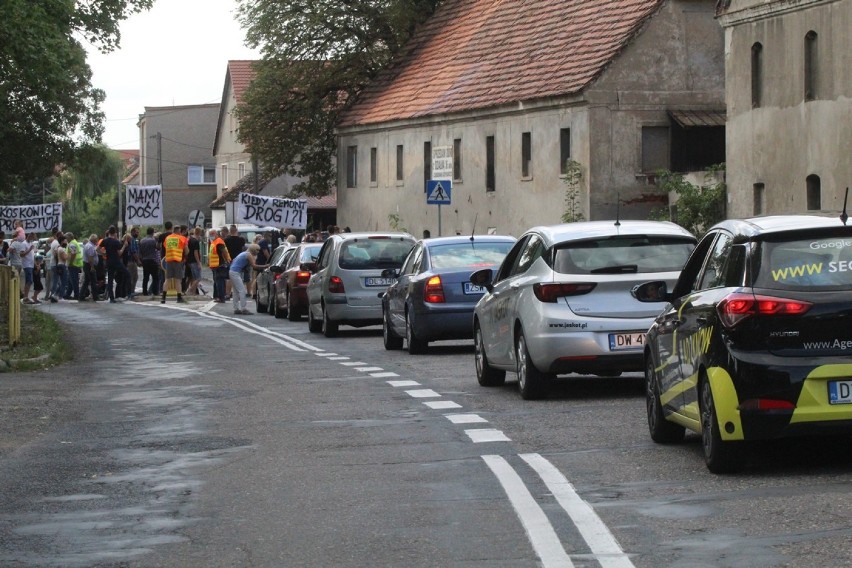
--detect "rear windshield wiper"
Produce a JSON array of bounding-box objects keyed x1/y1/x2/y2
[{"x1": 590, "y1": 264, "x2": 638, "y2": 274}]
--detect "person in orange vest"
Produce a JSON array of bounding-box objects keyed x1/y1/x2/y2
[
  {"x1": 207, "y1": 227, "x2": 230, "y2": 303},
  {"x1": 161, "y1": 224, "x2": 188, "y2": 304}
]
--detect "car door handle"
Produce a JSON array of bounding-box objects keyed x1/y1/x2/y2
[{"x1": 510, "y1": 282, "x2": 521, "y2": 289}]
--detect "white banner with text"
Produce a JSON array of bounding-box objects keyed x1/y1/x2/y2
[
  {"x1": 236, "y1": 193, "x2": 307, "y2": 230},
  {"x1": 125, "y1": 185, "x2": 163, "y2": 226},
  {"x1": 0, "y1": 203, "x2": 63, "y2": 233}
]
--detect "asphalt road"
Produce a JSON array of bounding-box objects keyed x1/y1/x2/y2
[{"x1": 1, "y1": 298, "x2": 851, "y2": 567}]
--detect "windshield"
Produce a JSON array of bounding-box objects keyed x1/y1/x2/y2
[
  {"x1": 428, "y1": 241, "x2": 514, "y2": 269},
  {"x1": 299, "y1": 245, "x2": 322, "y2": 263},
  {"x1": 338, "y1": 238, "x2": 414, "y2": 270},
  {"x1": 551, "y1": 236, "x2": 695, "y2": 274},
  {"x1": 754, "y1": 234, "x2": 852, "y2": 290}
]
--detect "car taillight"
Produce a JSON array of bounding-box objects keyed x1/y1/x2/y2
[
  {"x1": 739, "y1": 399, "x2": 796, "y2": 411},
  {"x1": 533, "y1": 282, "x2": 596, "y2": 303},
  {"x1": 295, "y1": 271, "x2": 311, "y2": 286},
  {"x1": 424, "y1": 276, "x2": 445, "y2": 303},
  {"x1": 717, "y1": 292, "x2": 812, "y2": 328},
  {"x1": 273, "y1": 273, "x2": 282, "y2": 281},
  {"x1": 328, "y1": 276, "x2": 345, "y2": 293}
]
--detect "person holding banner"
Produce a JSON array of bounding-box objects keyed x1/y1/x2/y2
[{"x1": 161, "y1": 225, "x2": 188, "y2": 304}]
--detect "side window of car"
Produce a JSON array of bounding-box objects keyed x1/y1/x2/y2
[
  {"x1": 495, "y1": 236, "x2": 530, "y2": 283},
  {"x1": 316, "y1": 241, "x2": 333, "y2": 270},
  {"x1": 671, "y1": 232, "x2": 719, "y2": 298},
  {"x1": 401, "y1": 245, "x2": 421, "y2": 276},
  {"x1": 510, "y1": 234, "x2": 544, "y2": 277},
  {"x1": 697, "y1": 232, "x2": 733, "y2": 290}
]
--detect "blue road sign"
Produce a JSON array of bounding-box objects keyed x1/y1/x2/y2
[{"x1": 427, "y1": 180, "x2": 452, "y2": 205}]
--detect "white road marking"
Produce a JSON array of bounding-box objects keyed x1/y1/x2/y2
[
  {"x1": 482, "y1": 455, "x2": 574, "y2": 568},
  {"x1": 340, "y1": 361, "x2": 368, "y2": 366},
  {"x1": 423, "y1": 401, "x2": 462, "y2": 409},
  {"x1": 405, "y1": 389, "x2": 441, "y2": 398},
  {"x1": 520, "y1": 453, "x2": 635, "y2": 568},
  {"x1": 369, "y1": 372, "x2": 399, "y2": 378},
  {"x1": 387, "y1": 380, "x2": 420, "y2": 387},
  {"x1": 315, "y1": 352, "x2": 336, "y2": 357},
  {"x1": 355, "y1": 366, "x2": 384, "y2": 372},
  {"x1": 445, "y1": 414, "x2": 488, "y2": 424},
  {"x1": 465, "y1": 429, "x2": 510, "y2": 443},
  {"x1": 328, "y1": 356, "x2": 350, "y2": 361}
]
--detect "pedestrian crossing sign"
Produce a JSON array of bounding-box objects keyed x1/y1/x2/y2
[{"x1": 426, "y1": 180, "x2": 452, "y2": 205}]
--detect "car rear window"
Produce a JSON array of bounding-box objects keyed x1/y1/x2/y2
[
  {"x1": 338, "y1": 238, "x2": 414, "y2": 270},
  {"x1": 551, "y1": 236, "x2": 695, "y2": 274},
  {"x1": 428, "y1": 241, "x2": 514, "y2": 269},
  {"x1": 755, "y1": 235, "x2": 852, "y2": 290},
  {"x1": 299, "y1": 245, "x2": 321, "y2": 263}
]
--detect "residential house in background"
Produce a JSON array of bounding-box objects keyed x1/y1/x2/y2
[
  {"x1": 210, "y1": 60, "x2": 337, "y2": 231},
  {"x1": 336, "y1": 0, "x2": 726, "y2": 238},
  {"x1": 115, "y1": 148, "x2": 140, "y2": 187},
  {"x1": 718, "y1": 0, "x2": 852, "y2": 218},
  {"x1": 137, "y1": 103, "x2": 219, "y2": 228}
]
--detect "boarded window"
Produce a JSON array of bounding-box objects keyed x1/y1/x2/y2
[
  {"x1": 804, "y1": 31, "x2": 817, "y2": 101},
  {"x1": 346, "y1": 145, "x2": 357, "y2": 188},
  {"x1": 423, "y1": 141, "x2": 431, "y2": 191},
  {"x1": 453, "y1": 138, "x2": 462, "y2": 181},
  {"x1": 751, "y1": 43, "x2": 763, "y2": 108},
  {"x1": 396, "y1": 145, "x2": 404, "y2": 181},
  {"x1": 753, "y1": 183, "x2": 765, "y2": 215},
  {"x1": 641, "y1": 126, "x2": 670, "y2": 172},
  {"x1": 485, "y1": 136, "x2": 495, "y2": 192},
  {"x1": 521, "y1": 132, "x2": 532, "y2": 178},
  {"x1": 559, "y1": 128, "x2": 571, "y2": 175},
  {"x1": 370, "y1": 147, "x2": 377, "y2": 184},
  {"x1": 806, "y1": 175, "x2": 821, "y2": 210}
]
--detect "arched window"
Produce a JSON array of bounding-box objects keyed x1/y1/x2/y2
[
  {"x1": 751, "y1": 42, "x2": 763, "y2": 108},
  {"x1": 806, "y1": 174, "x2": 821, "y2": 210},
  {"x1": 804, "y1": 31, "x2": 818, "y2": 101}
]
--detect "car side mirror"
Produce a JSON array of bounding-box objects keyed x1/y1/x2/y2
[
  {"x1": 270, "y1": 265, "x2": 284, "y2": 274},
  {"x1": 470, "y1": 268, "x2": 494, "y2": 291},
  {"x1": 631, "y1": 281, "x2": 671, "y2": 303},
  {"x1": 381, "y1": 268, "x2": 400, "y2": 278},
  {"x1": 301, "y1": 261, "x2": 317, "y2": 273}
]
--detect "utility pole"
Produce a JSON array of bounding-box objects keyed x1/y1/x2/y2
[{"x1": 156, "y1": 131, "x2": 163, "y2": 186}]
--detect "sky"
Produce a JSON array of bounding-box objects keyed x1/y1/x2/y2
[{"x1": 85, "y1": 0, "x2": 259, "y2": 150}]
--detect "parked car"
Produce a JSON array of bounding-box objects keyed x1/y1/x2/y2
[
  {"x1": 382, "y1": 235, "x2": 516, "y2": 353},
  {"x1": 305, "y1": 232, "x2": 416, "y2": 336},
  {"x1": 633, "y1": 215, "x2": 852, "y2": 473},
  {"x1": 255, "y1": 244, "x2": 294, "y2": 313},
  {"x1": 269, "y1": 242, "x2": 323, "y2": 320},
  {"x1": 471, "y1": 220, "x2": 696, "y2": 399}
]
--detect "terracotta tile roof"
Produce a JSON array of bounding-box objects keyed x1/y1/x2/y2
[
  {"x1": 209, "y1": 171, "x2": 336, "y2": 210},
  {"x1": 339, "y1": 0, "x2": 665, "y2": 127},
  {"x1": 228, "y1": 60, "x2": 258, "y2": 104}
]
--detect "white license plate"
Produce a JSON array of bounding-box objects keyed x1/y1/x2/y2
[
  {"x1": 464, "y1": 282, "x2": 486, "y2": 295},
  {"x1": 828, "y1": 380, "x2": 852, "y2": 404},
  {"x1": 609, "y1": 332, "x2": 645, "y2": 351},
  {"x1": 365, "y1": 277, "x2": 395, "y2": 287}
]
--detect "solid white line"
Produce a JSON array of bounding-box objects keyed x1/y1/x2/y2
[
  {"x1": 405, "y1": 389, "x2": 440, "y2": 398},
  {"x1": 465, "y1": 429, "x2": 510, "y2": 443},
  {"x1": 520, "y1": 454, "x2": 635, "y2": 568},
  {"x1": 482, "y1": 455, "x2": 574, "y2": 568},
  {"x1": 446, "y1": 414, "x2": 488, "y2": 424},
  {"x1": 387, "y1": 380, "x2": 420, "y2": 387},
  {"x1": 423, "y1": 401, "x2": 462, "y2": 409}
]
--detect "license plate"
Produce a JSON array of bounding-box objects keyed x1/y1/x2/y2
[
  {"x1": 464, "y1": 282, "x2": 486, "y2": 295},
  {"x1": 828, "y1": 380, "x2": 852, "y2": 404},
  {"x1": 365, "y1": 277, "x2": 395, "y2": 287},
  {"x1": 609, "y1": 332, "x2": 645, "y2": 351}
]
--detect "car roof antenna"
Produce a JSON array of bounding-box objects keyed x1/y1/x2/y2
[
  {"x1": 614, "y1": 193, "x2": 621, "y2": 227},
  {"x1": 470, "y1": 213, "x2": 478, "y2": 241},
  {"x1": 841, "y1": 187, "x2": 849, "y2": 226}
]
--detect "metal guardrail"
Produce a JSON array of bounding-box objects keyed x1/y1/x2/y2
[{"x1": 0, "y1": 265, "x2": 21, "y2": 346}]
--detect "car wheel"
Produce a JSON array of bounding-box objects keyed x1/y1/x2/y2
[
  {"x1": 307, "y1": 303, "x2": 321, "y2": 333},
  {"x1": 256, "y1": 291, "x2": 267, "y2": 313},
  {"x1": 700, "y1": 377, "x2": 745, "y2": 474},
  {"x1": 516, "y1": 329, "x2": 549, "y2": 400},
  {"x1": 322, "y1": 303, "x2": 338, "y2": 337},
  {"x1": 286, "y1": 290, "x2": 300, "y2": 321},
  {"x1": 475, "y1": 322, "x2": 505, "y2": 386},
  {"x1": 383, "y1": 307, "x2": 403, "y2": 350},
  {"x1": 273, "y1": 292, "x2": 285, "y2": 319},
  {"x1": 646, "y1": 355, "x2": 684, "y2": 443},
  {"x1": 406, "y1": 311, "x2": 427, "y2": 354}
]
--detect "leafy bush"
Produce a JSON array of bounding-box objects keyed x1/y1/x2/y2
[{"x1": 650, "y1": 164, "x2": 726, "y2": 237}]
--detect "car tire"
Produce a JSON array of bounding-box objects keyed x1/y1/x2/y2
[
  {"x1": 700, "y1": 377, "x2": 745, "y2": 474},
  {"x1": 307, "y1": 304, "x2": 321, "y2": 333},
  {"x1": 646, "y1": 355, "x2": 684, "y2": 443},
  {"x1": 406, "y1": 311, "x2": 427, "y2": 354},
  {"x1": 322, "y1": 303, "x2": 338, "y2": 337},
  {"x1": 273, "y1": 292, "x2": 286, "y2": 319},
  {"x1": 286, "y1": 290, "x2": 300, "y2": 321},
  {"x1": 256, "y1": 292, "x2": 267, "y2": 313},
  {"x1": 516, "y1": 330, "x2": 549, "y2": 400},
  {"x1": 475, "y1": 322, "x2": 505, "y2": 386},
  {"x1": 383, "y1": 307, "x2": 403, "y2": 350}
]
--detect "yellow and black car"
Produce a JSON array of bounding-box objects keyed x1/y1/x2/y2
[{"x1": 633, "y1": 215, "x2": 852, "y2": 473}]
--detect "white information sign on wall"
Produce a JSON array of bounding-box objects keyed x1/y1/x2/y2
[
  {"x1": 236, "y1": 192, "x2": 308, "y2": 230},
  {"x1": 431, "y1": 145, "x2": 453, "y2": 180}
]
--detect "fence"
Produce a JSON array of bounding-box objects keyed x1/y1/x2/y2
[{"x1": 0, "y1": 265, "x2": 21, "y2": 346}]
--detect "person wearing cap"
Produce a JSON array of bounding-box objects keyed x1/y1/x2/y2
[{"x1": 228, "y1": 243, "x2": 268, "y2": 315}]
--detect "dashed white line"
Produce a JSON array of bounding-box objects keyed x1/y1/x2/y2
[
  {"x1": 424, "y1": 401, "x2": 462, "y2": 409},
  {"x1": 405, "y1": 389, "x2": 441, "y2": 398},
  {"x1": 387, "y1": 380, "x2": 420, "y2": 387},
  {"x1": 445, "y1": 414, "x2": 488, "y2": 424},
  {"x1": 315, "y1": 352, "x2": 336, "y2": 357},
  {"x1": 482, "y1": 455, "x2": 574, "y2": 568},
  {"x1": 369, "y1": 372, "x2": 399, "y2": 378},
  {"x1": 340, "y1": 361, "x2": 368, "y2": 366},
  {"x1": 466, "y1": 429, "x2": 510, "y2": 443},
  {"x1": 328, "y1": 356, "x2": 350, "y2": 361},
  {"x1": 355, "y1": 366, "x2": 384, "y2": 372}
]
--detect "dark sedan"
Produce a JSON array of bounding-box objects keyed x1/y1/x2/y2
[
  {"x1": 382, "y1": 235, "x2": 515, "y2": 354},
  {"x1": 270, "y1": 242, "x2": 323, "y2": 320},
  {"x1": 255, "y1": 244, "x2": 294, "y2": 313}
]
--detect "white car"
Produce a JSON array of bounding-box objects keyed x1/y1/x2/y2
[{"x1": 470, "y1": 220, "x2": 696, "y2": 399}]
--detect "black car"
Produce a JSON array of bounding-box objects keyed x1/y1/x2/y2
[
  {"x1": 634, "y1": 215, "x2": 852, "y2": 473},
  {"x1": 255, "y1": 244, "x2": 294, "y2": 313}
]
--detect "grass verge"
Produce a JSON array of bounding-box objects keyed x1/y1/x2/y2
[{"x1": 0, "y1": 307, "x2": 73, "y2": 371}]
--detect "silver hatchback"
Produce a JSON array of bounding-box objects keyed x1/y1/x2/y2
[
  {"x1": 305, "y1": 232, "x2": 415, "y2": 337},
  {"x1": 471, "y1": 220, "x2": 696, "y2": 399}
]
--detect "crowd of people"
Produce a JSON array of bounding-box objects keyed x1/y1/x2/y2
[{"x1": 0, "y1": 221, "x2": 349, "y2": 313}]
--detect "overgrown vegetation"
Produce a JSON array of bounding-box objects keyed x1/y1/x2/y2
[
  {"x1": 387, "y1": 213, "x2": 407, "y2": 232},
  {"x1": 561, "y1": 159, "x2": 586, "y2": 223},
  {"x1": 650, "y1": 164, "x2": 727, "y2": 237},
  {"x1": 0, "y1": 308, "x2": 72, "y2": 372}
]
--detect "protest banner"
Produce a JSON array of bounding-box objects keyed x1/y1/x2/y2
[
  {"x1": 125, "y1": 185, "x2": 163, "y2": 226},
  {"x1": 236, "y1": 192, "x2": 308, "y2": 230},
  {"x1": 0, "y1": 203, "x2": 63, "y2": 233}
]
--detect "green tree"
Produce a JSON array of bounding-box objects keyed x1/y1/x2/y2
[
  {"x1": 651, "y1": 164, "x2": 727, "y2": 237},
  {"x1": 0, "y1": 0, "x2": 152, "y2": 193},
  {"x1": 235, "y1": 0, "x2": 441, "y2": 197},
  {"x1": 54, "y1": 144, "x2": 125, "y2": 213},
  {"x1": 62, "y1": 190, "x2": 119, "y2": 239}
]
